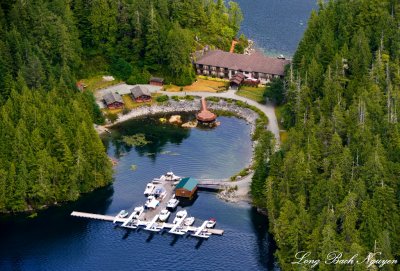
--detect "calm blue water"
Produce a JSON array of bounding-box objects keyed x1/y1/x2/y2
[
  {"x1": 235, "y1": 0, "x2": 317, "y2": 56},
  {"x1": 0, "y1": 116, "x2": 278, "y2": 271}
]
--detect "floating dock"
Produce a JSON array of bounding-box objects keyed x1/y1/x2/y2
[
  {"x1": 71, "y1": 173, "x2": 224, "y2": 237},
  {"x1": 70, "y1": 211, "x2": 224, "y2": 235}
]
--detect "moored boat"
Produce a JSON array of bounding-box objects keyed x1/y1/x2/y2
[
  {"x1": 132, "y1": 206, "x2": 144, "y2": 219},
  {"x1": 144, "y1": 183, "x2": 155, "y2": 196},
  {"x1": 113, "y1": 210, "x2": 129, "y2": 223},
  {"x1": 166, "y1": 197, "x2": 179, "y2": 210},
  {"x1": 173, "y1": 210, "x2": 188, "y2": 224},
  {"x1": 158, "y1": 209, "x2": 171, "y2": 222},
  {"x1": 206, "y1": 218, "x2": 216, "y2": 228},
  {"x1": 184, "y1": 216, "x2": 195, "y2": 226}
]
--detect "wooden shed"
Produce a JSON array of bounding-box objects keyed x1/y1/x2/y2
[
  {"x1": 175, "y1": 177, "x2": 198, "y2": 200},
  {"x1": 149, "y1": 77, "x2": 164, "y2": 86},
  {"x1": 131, "y1": 85, "x2": 152, "y2": 102},
  {"x1": 103, "y1": 92, "x2": 124, "y2": 109}
]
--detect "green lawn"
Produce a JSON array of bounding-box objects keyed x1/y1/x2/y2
[
  {"x1": 236, "y1": 86, "x2": 266, "y2": 103},
  {"x1": 80, "y1": 75, "x2": 122, "y2": 92}
]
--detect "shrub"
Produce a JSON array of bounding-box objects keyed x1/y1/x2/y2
[
  {"x1": 156, "y1": 95, "x2": 169, "y2": 102},
  {"x1": 171, "y1": 95, "x2": 180, "y2": 101},
  {"x1": 105, "y1": 112, "x2": 118, "y2": 123}
]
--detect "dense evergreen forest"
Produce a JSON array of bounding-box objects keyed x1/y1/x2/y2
[
  {"x1": 0, "y1": 0, "x2": 242, "y2": 212},
  {"x1": 252, "y1": 0, "x2": 400, "y2": 269}
]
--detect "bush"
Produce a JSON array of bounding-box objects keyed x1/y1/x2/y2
[
  {"x1": 183, "y1": 95, "x2": 195, "y2": 101},
  {"x1": 171, "y1": 95, "x2": 180, "y2": 101},
  {"x1": 105, "y1": 112, "x2": 118, "y2": 123},
  {"x1": 156, "y1": 95, "x2": 169, "y2": 102}
]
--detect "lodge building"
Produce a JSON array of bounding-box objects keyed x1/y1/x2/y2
[{"x1": 194, "y1": 50, "x2": 290, "y2": 85}]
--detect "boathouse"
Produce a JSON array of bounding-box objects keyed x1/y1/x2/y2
[
  {"x1": 175, "y1": 177, "x2": 198, "y2": 200},
  {"x1": 131, "y1": 85, "x2": 152, "y2": 102},
  {"x1": 149, "y1": 77, "x2": 164, "y2": 86},
  {"x1": 103, "y1": 92, "x2": 124, "y2": 109},
  {"x1": 194, "y1": 50, "x2": 290, "y2": 84}
]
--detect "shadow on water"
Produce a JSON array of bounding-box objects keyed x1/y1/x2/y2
[
  {"x1": 103, "y1": 114, "x2": 193, "y2": 159},
  {"x1": 169, "y1": 235, "x2": 181, "y2": 246},
  {"x1": 194, "y1": 238, "x2": 206, "y2": 250},
  {"x1": 249, "y1": 207, "x2": 279, "y2": 270},
  {"x1": 145, "y1": 232, "x2": 156, "y2": 243}
]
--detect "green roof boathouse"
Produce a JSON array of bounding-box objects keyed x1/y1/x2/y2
[{"x1": 175, "y1": 177, "x2": 198, "y2": 200}]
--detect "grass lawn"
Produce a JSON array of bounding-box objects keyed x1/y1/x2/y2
[
  {"x1": 280, "y1": 130, "x2": 288, "y2": 144},
  {"x1": 275, "y1": 105, "x2": 288, "y2": 144},
  {"x1": 236, "y1": 86, "x2": 266, "y2": 103},
  {"x1": 80, "y1": 75, "x2": 122, "y2": 92},
  {"x1": 164, "y1": 78, "x2": 227, "y2": 92}
]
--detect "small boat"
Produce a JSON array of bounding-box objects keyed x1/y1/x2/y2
[
  {"x1": 145, "y1": 196, "x2": 160, "y2": 209},
  {"x1": 158, "y1": 209, "x2": 171, "y2": 222},
  {"x1": 113, "y1": 210, "x2": 129, "y2": 223},
  {"x1": 153, "y1": 187, "x2": 166, "y2": 199},
  {"x1": 159, "y1": 171, "x2": 181, "y2": 182},
  {"x1": 277, "y1": 54, "x2": 285, "y2": 59},
  {"x1": 173, "y1": 210, "x2": 188, "y2": 224},
  {"x1": 144, "y1": 183, "x2": 155, "y2": 196},
  {"x1": 167, "y1": 197, "x2": 179, "y2": 209},
  {"x1": 206, "y1": 218, "x2": 216, "y2": 228},
  {"x1": 184, "y1": 216, "x2": 195, "y2": 226},
  {"x1": 132, "y1": 206, "x2": 144, "y2": 219}
]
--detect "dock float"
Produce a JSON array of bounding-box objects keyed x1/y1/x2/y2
[{"x1": 70, "y1": 211, "x2": 224, "y2": 235}]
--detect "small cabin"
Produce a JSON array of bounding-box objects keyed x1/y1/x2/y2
[
  {"x1": 175, "y1": 177, "x2": 198, "y2": 200},
  {"x1": 103, "y1": 92, "x2": 124, "y2": 109},
  {"x1": 149, "y1": 77, "x2": 164, "y2": 86},
  {"x1": 131, "y1": 85, "x2": 152, "y2": 102}
]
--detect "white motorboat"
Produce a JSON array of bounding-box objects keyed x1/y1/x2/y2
[
  {"x1": 173, "y1": 210, "x2": 188, "y2": 224},
  {"x1": 113, "y1": 210, "x2": 129, "y2": 223},
  {"x1": 158, "y1": 209, "x2": 171, "y2": 222},
  {"x1": 277, "y1": 54, "x2": 285, "y2": 59},
  {"x1": 159, "y1": 171, "x2": 181, "y2": 182},
  {"x1": 145, "y1": 196, "x2": 160, "y2": 209},
  {"x1": 132, "y1": 206, "x2": 144, "y2": 219},
  {"x1": 153, "y1": 187, "x2": 166, "y2": 199},
  {"x1": 166, "y1": 198, "x2": 179, "y2": 209},
  {"x1": 144, "y1": 183, "x2": 155, "y2": 196},
  {"x1": 206, "y1": 218, "x2": 217, "y2": 228},
  {"x1": 184, "y1": 216, "x2": 195, "y2": 226}
]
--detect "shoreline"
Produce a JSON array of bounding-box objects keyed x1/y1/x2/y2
[{"x1": 101, "y1": 97, "x2": 266, "y2": 204}]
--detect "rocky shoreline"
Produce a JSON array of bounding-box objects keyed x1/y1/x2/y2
[{"x1": 105, "y1": 98, "x2": 259, "y2": 134}]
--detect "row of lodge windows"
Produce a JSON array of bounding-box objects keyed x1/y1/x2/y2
[{"x1": 196, "y1": 67, "x2": 279, "y2": 79}]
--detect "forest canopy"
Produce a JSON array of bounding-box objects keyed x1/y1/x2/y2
[{"x1": 253, "y1": 0, "x2": 400, "y2": 269}]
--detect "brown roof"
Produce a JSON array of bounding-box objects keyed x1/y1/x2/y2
[
  {"x1": 103, "y1": 92, "x2": 123, "y2": 105},
  {"x1": 130, "y1": 85, "x2": 151, "y2": 98},
  {"x1": 150, "y1": 77, "x2": 164, "y2": 83},
  {"x1": 195, "y1": 50, "x2": 290, "y2": 76}
]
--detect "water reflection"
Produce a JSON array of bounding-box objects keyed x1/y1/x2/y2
[
  {"x1": 103, "y1": 114, "x2": 192, "y2": 159},
  {"x1": 249, "y1": 207, "x2": 278, "y2": 270}
]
